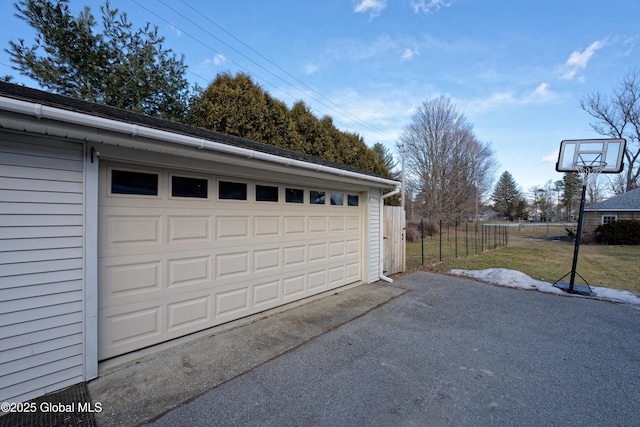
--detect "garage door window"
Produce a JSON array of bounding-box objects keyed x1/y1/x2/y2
[
  {"x1": 348, "y1": 195, "x2": 359, "y2": 207},
  {"x1": 330, "y1": 193, "x2": 344, "y2": 206},
  {"x1": 285, "y1": 188, "x2": 304, "y2": 204},
  {"x1": 219, "y1": 181, "x2": 247, "y2": 200},
  {"x1": 111, "y1": 169, "x2": 158, "y2": 195},
  {"x1": 256, "y1": 185, "x2": 279, "y2": 202},
  {"x1": 172, "y1": 176, "x2": 208, "y2": 198},
  {"x1": 310, "y1": 190, "x2": 325, "y2": 205}
]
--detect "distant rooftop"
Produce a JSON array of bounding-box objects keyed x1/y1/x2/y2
[{"x1": 584, "y1": 187, "x2": 640, "y2": 211}]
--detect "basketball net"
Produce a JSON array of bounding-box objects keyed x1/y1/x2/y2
[{"x1": 574, "y1": 158, "x2": 607, "y2": 186}]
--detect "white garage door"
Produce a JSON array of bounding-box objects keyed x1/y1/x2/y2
[{"x1": 98, "y1": 162, "x2": 363, "y2": 360}]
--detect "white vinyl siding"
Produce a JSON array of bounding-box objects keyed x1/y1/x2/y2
[
  {"x1": 368, "y1": 188, "x2": 381, "y2": 282},
  {"x1": 0, "y1": 132, "x2": 85, "y2": 404}
]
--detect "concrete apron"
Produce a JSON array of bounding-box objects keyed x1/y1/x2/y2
[{"x1": 88, "y1": 282, "x2": 406, "y2": 427}]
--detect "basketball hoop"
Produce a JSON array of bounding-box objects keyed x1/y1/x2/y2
[{"x1": 554, "y1": 138, "x2": 626, "y2": 296}]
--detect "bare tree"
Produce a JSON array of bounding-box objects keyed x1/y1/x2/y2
[
  {"x1": 585, "y1": 174, "x2": 608, "y2": 205},
  {"x1": 581, "y1": 68, "x2": 640, "y2": 192},
  {"x1": 399, "y1": 96, "x2": 497, "y2": 224}
]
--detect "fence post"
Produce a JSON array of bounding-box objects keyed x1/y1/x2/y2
[
  {"x1": 455, "y1": 219, "x2": 458, "y2": 258},
  {"x1": 506, "y1": 225, "x2": 509, "y2": 246},
  {"x1": 465, "y1": 222, "x2": 469, "y2": 257},
  {"x1": 439, "y1": 219, "x2": 443, "y2": 261},
  {"x1": 421, "y1": 218, "x2": 424, "y2": 266}
]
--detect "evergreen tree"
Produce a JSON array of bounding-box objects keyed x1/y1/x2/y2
[
  {"x1": 491, "y1": 171, "x2": 521, "y2": 220},
  {"x1": 560, "y1": 173, "x2": 582, "y2": 220},
  {"x1": 7, "y1": 0, "x2": 190, "y2": 121},
  {"x1": 372, "y1": 143, "x2": 397, "y2": 175},
  {"x1": 190, "y1": 72, "x2": 389, "y2": 176}
]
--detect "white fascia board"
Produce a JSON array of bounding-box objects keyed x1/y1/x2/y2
[{"x1": 0, "y1": 96, "x2": 399, "y2": 189}]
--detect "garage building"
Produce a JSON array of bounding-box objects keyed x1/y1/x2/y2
[{"x1": 0, "y1": 82, "x2": 399, "y2": 404}]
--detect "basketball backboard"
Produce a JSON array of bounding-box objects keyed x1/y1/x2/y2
[{"x1": 556, "y1": 138, "x2": 626, "y2": 173}]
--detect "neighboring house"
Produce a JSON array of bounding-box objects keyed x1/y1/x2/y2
[
  {"x1": 583, "y1": 188, "x2": 640, "y2": 237},
  {"x1": 0, "y1": 82, "x2": 400, "y2": 404}
]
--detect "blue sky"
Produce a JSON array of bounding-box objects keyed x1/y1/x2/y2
[{"x1": 1, "y1": 0, "x2": 639, "y2": 194}]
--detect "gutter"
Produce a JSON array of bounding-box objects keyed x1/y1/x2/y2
[
  {"x1": 379, "y1": 188, "x2": 401, "y2": 283},
  {"x1": 0, "y1": 96, "x2": 399, "y2": 188}
]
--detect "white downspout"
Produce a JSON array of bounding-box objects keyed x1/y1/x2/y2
[{"x1": 379, "y1": 188, "x2": 401, "y2": 283}]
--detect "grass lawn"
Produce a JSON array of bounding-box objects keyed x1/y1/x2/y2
[{"x1": 406, "y1": 224, "x2": 640, "y2": 294}]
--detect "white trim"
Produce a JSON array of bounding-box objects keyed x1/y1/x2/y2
[
  {"x1": 0, "y1": 96, "x2": 399, "y2": 189},
  {"x1": 84, "y1": 144, "x2": 99, "y2": 380}
]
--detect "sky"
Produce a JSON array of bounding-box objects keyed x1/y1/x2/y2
[{"x1": 1, "y1": 0, "x2": 639, "y2": 196}]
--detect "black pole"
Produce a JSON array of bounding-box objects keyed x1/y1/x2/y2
[
  {"x1": 569, "y1": 184, "x2": 588, "y2": 292},
  {"x1": 421, "y1": 218, "x2": 424, "y2": 266},
  {"x1": 439, "y1": 219, "x2": 443, "y2": 261},
  {"x1": 465, "y1": 222, "x2": 469, "y2": 257},
  {"x1": 455, "y1": 219, "x2": 458, "y2": 258}
]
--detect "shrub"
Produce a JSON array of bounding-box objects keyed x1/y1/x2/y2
[
  {"x1": 405, "y1": 222, "x2": 422, "y2": 242},
  {"x1": 405, "y1": 221, "x2": 438, "y2": 242},
  {"x1": 594, "y1": 220, "x2": 640, "y2": 245}
]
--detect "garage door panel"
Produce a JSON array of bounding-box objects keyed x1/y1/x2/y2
[
  {"x1": 329, "y1": 241, "x2": 346, "y2": 258},
  {"x1": 283, "y1": 216, "x2": 305, "y2": 235},
  {"x1": 167, "y1": 295, "x2": 211, "y2": 332},
  {"x1": 253, "y1": 280, "x2": 281, "y2": 307},
  {"x1": 253, "y1": 248, "x2": 280, "y2": 273},
  {"x1": 168, "y1": 256, "x2": 211, "y2": 288},
  {"x1": 329, "y1": 216, "x2": 345, "y2": 231},
  {"x1": 329, "y1": 266, "x2": 345, "y2": 285},
  {"x1": 308, "y1": 216, "x2": 327, "y2": 233},
  {"x1": 347, "y1": 239, "x2": 360, "y2": 255},
  {"x1": 283, "y1": 245, "x2": 305, "y2": 266},
  {"x1": 347, "y1": 216, "x2": 360, "y2": 231},
  {"x1": 216, "y1": 216, "x2": 250, "y2": 240},
  {"x1": 100, "y1": 305, "x2": 161, "y2": 354},
  {"x1": 308, "y1": 270, "x2": 327, "y2": 290},
  {"x1": 283, "y1": 275, "x2": 305, "y2": 297},
  {"x1": 103, "y1": 261, "x2": 161, "y2": 298},
  {"x1": 215, "y1": 287, "x2": 249, "y2": 319},
  {"x1": 99, "y1": 162, "x2": 364, "y2": 360},
  {"x1": 346, "y1": 262, "x2": 361, "y2": 281},
  {"x1": 254, "y1": 216, "x2": 281, "y2": 237},
  {"x1": 308, "y1": 243, "x2": 327, "y2": 261},
  {"x1": 215, "y1": 251, "x2": 250, "y2": 279},
  {"x1": 104, "y1": 214, "x2": 161, "y2": 248},
  {"x1": 168, "y1": 215, "x2": 212, "y2": 243}
]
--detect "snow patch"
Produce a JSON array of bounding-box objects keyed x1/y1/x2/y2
[{"x1": 449, "y1": 268, "x2": 640, "y2": 305}]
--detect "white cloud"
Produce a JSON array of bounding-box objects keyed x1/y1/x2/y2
[
  {"x1": 463, "y1": 83, "x2": 559, "y2": 116},
  {"x1": 562, "y1": 40, "x2": 605, "y2": 80},
  {"x1": 541, "y1": 150, "x2": 558, "y2": 163},
  {"x1": 529, "y1": 82, "x2": 557, "y2": 102},
  {"x1": 168, "y1": 23, "x2": 182, "y2": 37},
  {"x1": 209, "y1": 54, "x2": 228, "y2": 66},
  {"x1": 354, "y1": 0, "x2": 387, "y2": 17},
  {"x1": 303, "y1": 63, "x2": 319, "y2": 75},
  {"x1": 401, "y1": 48, "x2": 418, "y2": 61},
  {"x1": 411, "y1": 0, "x2": 452, "y2": 14},
  {"x1": 195, "y1": 54, "x2": 228, "y2": 76}
]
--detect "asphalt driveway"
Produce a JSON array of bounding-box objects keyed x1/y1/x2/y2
[{"x1": 147, "y1": 272, "x2": 640, "y2": 426}]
